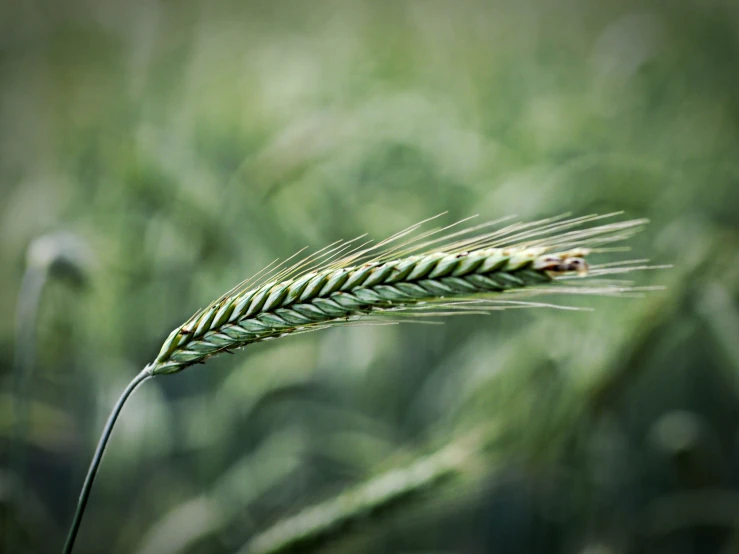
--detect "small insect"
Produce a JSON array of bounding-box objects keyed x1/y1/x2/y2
[{"x1": 533, "y1": 250, "x2": 590, "y2": 276}]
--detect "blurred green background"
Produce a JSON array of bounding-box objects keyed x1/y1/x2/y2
[{"x1": 1, "y1": 0, "x2": 738, "y2": 552}]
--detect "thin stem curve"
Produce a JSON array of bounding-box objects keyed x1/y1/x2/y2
[{"x1": 62, "y1": 367, "x2": 153, "y2": 554}]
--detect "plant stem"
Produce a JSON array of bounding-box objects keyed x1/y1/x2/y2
[
  {"x1": 8, "y1": 265, "x2": 47, "y2": 553},
  {"x1": 62, "y1": 367, "x2": 153, "y2": 554}
]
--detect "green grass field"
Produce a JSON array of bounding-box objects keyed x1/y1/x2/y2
[{"x1": 1, "y1": 0, "x2": 738, "y2": 552}]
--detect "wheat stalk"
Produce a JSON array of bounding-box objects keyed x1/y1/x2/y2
[
  {"x1": 10, "y1": 232, "x2": 93, "y2": 554},
  {"x1": 149, "y1": 213, "x2": 647, "y2": 375},
  {"x1": 241, "y1": 433, "x2": 481, "y2": 554},
  {"x1": 62, "y1": 213, "x2": 655, "y2": 554}
]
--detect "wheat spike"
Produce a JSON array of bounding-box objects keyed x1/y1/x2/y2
[{"x1": 148, "y1": 214, "x2": 649, "y2": 375}]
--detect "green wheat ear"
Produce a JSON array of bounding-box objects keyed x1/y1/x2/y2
[
  {"x1": 149, "y1": 212, "x2": 649, "y2": 374},
  {"x1": 62, "y1": 213, "x2": 657, "y2": 554}
]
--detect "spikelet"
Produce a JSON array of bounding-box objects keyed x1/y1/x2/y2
[{"x1": 148, "y1": 213, "x2": 654, "y2": 375}]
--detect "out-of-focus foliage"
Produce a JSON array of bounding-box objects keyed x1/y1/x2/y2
[{"x1": 1, "y1": 0, "x2": 738, "y2": 552}]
